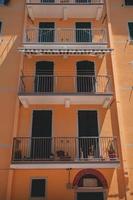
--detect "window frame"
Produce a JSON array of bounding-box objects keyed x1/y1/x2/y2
[
  {"x1": 128, "y1": 21, "x2": 133, "y2": 42},
  {"x1": 29, "y1": 177, "x2": 47, "y2": 200}
]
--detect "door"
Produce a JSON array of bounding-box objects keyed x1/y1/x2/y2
[
  {"x1": 39, "y1": 22, "x2": 55, "y2": 43},
  {"x1": 78, "y1": 111, "x2": 99, "y2": 158},
  {"x1": 35, "y1": 61, "x2": 54, "y2": 93},
  {"x1": 77, "y1": 192, "x2": 104, "y2": 200},
  {"x1": 76, "y1": 22, "x2": 92, "y2": 42},
  {"x1": 77, "y1": 61, "x2": 95, "y2": 92},
  {"x1": 31, "y1": 110, "x2": 52, "y2": 159}
]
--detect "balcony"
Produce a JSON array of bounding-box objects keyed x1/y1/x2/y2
[
  {"x1": 26, "y1": 0, "x2": 104, "y2": 20},
  {"x1": 11, "y1": 136, "x2": 120, "y2": 168},
  {"x1": 18, "y1": 75, "x2": 113, "y2": 107},
  {"x1": 19, "y1": 28, "x2": 112, "y2": 55}
]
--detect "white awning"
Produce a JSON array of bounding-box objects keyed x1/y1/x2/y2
[{"x1": 18, "y1": 48, "x2": 113, "y2": 55}]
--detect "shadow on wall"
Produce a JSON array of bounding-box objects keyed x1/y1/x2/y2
[
  {"x1": 110, "y1": 169, "x2": 129, "y2": 199},
  {"x1": 0, "y1": 35, "x2": 17, "y2": 66}
]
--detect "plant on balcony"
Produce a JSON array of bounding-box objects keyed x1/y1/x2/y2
[
  {"x1": 88, "y1": 145, "x2": 94, "y2": 159},
  {"x1": 56, "y1": 150, "x2": 71, "y2": 160},
  {"x1": 14, "y1": 139, "x2": 22, "y2": 160},
  {"x1": 49, "y1": 153, "x2": 54, "y2": 159},
  {"x1": 56, "y1": 150, "x2": 65, "y2": 159},
  {"x1": 108, "y1": 141, "x2": 116, "y2": 160}
]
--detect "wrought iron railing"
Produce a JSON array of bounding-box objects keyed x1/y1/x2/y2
[
  {"x1": 12, "y1": 137, "x2": 119, "y2": 162},
  {"x1": 24, "y1": 28, "x2": 107, "y2": 44},
  {"x1": 27, "y1": 0, "x2": 104, "y2": 5},
  {"x1": 19, "y1": 75, "x2": 112, "y2": 94}
]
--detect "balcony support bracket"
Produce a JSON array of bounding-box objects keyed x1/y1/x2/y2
[
  {"x1": 63, "y1": 7, "x2": 68, "y2": 20},
  {"x1": 20, "y1": 98, "x2": 29, "y2": 108},
  {"x1": 102, "y1": 97, "x2": 112, "y2": 108},
  {"x1": 64, "y1": 98, "x2": 70, "y2": 108},
  {"x1": 96, "y1": 6, "x2": 103, "y2": 20},
  {"x1": 27, "y1": 6, "x2": 34, "y2": 21}
]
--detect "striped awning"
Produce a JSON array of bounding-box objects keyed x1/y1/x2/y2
[{"x1": 19, "y1": 48, "x2": 113, "y2": 55}]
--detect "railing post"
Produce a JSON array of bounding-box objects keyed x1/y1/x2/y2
[{"x1": 75, "y1": 137, "x2": 79, "y2": 161}]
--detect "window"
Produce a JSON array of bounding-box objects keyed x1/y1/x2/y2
[
  {"x1": 125, "y1": 0, "x2": 133, "y2": 5},
  {"x1": 31, "y1": 179, "x2": 46, "y2": 198},
  {"x1": 128, "y1": 22, "x2": 133, "y2": 41},
  {"x1": 0, "y1": 0, "x2": 9, "y2": 5},
  {"x1": 0, "y1": 22, "x2": 2, "y2": 33}
]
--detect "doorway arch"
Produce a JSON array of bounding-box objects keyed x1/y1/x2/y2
[{"x1": 73, "y1": 169, "x2": 108, "y2": 200}]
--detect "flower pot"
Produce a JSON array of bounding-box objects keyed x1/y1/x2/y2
[{"x1": 108, "y1": 152, "x2": 116, "y2": 160}]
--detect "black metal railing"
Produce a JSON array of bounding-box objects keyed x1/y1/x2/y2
[
  {"x1": 24, "y1": 28, "x2": 107, "y2": 44},
  {"x1": 19, "y1": 75, "x2": 112, "y2": 94},
  {"x1": 12, "y1": 137, "x2": 119, "y2": 163}
]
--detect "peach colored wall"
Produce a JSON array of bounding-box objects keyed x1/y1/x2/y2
[
  {"x1": 11, "y1": 169, "x2": 119, "y2": 200},
  {"x1": 106, "y1": 0, "x2": 133, "y2": 199},
  {"x1": 23, "y1": 55, "x2": 107, "y2": 76},
  {"x1": 17, "y1": 105, "x2": 113, "y2": 138},
  {"x1": 27, "y1": 18, "x2": 104, "y2": 29},
  {"x1": 0, "y1": 0, "x2": 133, "y2": 199},
  {"x1": 0, "y1": 0, "x2": 25, "y2": 199}
]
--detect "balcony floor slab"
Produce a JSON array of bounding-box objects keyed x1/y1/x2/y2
[
  {"x1": 18, "y1": 94, "x2": 113, "y2": 108},
  {"x1": 26, "y1": 4, "x2": 104, "y2": 20},
  {"x1": 10, "y1": 161, "x2": 120, "y2": 169}
]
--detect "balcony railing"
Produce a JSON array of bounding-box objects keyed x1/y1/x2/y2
[
  {"x1": 27, "y1": 0, "x2": 104, "y2": 5},
  {"x1": 24, "y1": 28, "x2": 107, "y2": 45},
  {"x1": 19, "y1": 75, "x2": 112, "y2": 95},
  {"x1": 12, "y1": 137, "x2": 119, "y2": 163}
]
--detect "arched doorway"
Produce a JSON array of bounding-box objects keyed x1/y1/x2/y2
[{"x1": 73, "y1": 169, "x2": 108, "y2": 200}]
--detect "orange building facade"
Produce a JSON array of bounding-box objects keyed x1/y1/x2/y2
[{"x1": 0, "y1": 0, "x2": 133, "y2": 199}]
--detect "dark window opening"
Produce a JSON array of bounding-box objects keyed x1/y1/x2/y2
[
  {"x1": 41, "y1": 0, "x2": 55, "y2": 2},
  {"x1": 78, "y1": 110, "x2": 99, "y2": 159},
  {"x1": 77, "y1": 61, "x2": 95, "y2": 93},
  {"x1": 31, "y1": 179, "x2": 46, "y2": 198},
  {"x1": 125, "y1": 0, "x2": 133, "y2": 5},
  {"x1": 128, "y1": 22, "x2": 133, "y2": 40},
  {"x1": 76, "y1": 22, "x2": 92, "y2": 43},
  {"x1": 0, "y1": 22, "x2": 2, "y2": 33},
  {"x1": 39, "y1": 22, "x2": 55, "y2": 43},
  {"x1": 0, "y1": 0, "x2": 9, "y2": 5},
  {"x1": 31, "y1": 110, "x2": 52, "y2": 159},
  {"x1": 75, "y1": 0, "x2": 91, "y2": 3},
  {"x1": 35, "y1": 61, "x2": 54, "y2": 93},
  {"x1": 77, "y1": 192, "x2": 104, "y2": 200}
]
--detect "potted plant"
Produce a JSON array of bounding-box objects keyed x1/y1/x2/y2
[
  {"x1": 56, "y1": 150, "x2": 65, "y2": 159},
  {"x1": 108, "y1": 141, "x2": 116, "y2": 160},
  {"x1": 49, "y1": 153, "x2": 54, "y2": 159},
  {"x1": 88, "y1": 145, "x2": 94, "y2": 159},
  {"x1": 14, "y1": 139, "x2": 22, "y2": 160}
]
